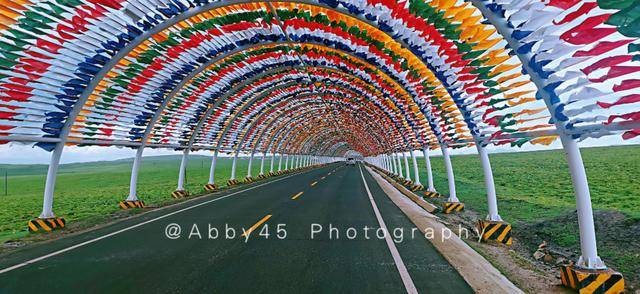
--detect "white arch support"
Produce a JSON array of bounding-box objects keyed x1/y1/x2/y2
[
  {"x1": 208, "y1": 150, "x2": 219, "y2": 185},
  {"x1": 176, "y1": 149, "x2": 190, "y2": 192},
  {"x1": 471, "y1": 1, "x2": 605, "y2": 269},
  {"x1": 402, "y1": 152, "x2": 411, "y2": 182},
  {"x1": 409, "y1": 149, "x2": 421, "y2": 187},
  {"x1": 422, "y1": 147, "x2": 435, "y2": 192},
  {"x1": 441, "y1": 145, "x2": 458, "y2": 203}
]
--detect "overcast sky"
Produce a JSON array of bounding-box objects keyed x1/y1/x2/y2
[{"x1": 1, "y1": 135, "x2": 637, "y2": 165}]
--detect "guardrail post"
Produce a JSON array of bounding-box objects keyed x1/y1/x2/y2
[{"x1": 422, "y1": 147, "x2": 435, "y2": 192}]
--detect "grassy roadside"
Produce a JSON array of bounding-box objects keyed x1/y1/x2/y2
[
  {"x1": 416, "y1": 144, "x2": 639, "y2": 288},
  {"x1": 0, "y1": 155, "x2": 272, "y2": 242}
]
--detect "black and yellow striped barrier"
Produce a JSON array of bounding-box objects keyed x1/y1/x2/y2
[
  {"x1": 28, "y1": 217, "x2": 66, "y2": 233},
  {"x1": 442, "y1": 202, "x2": 464, "y2": 214},
  {"x1": 476, "y1": 220, "x2": 512, "y2": 246},
  {"x1": 243, "y1": 176, "x2": 254, "y2": 183},
  {"x1": 410, "y1": 184, "x2": 424, "y2": 192},
  {"x1": 424, "y1": 191, "x2": 441, "y2": 198},
  {"x1": 118, "y1": 200, "x2": 145, "y2": 209},
  {"x1": 257, "y1": 174, "x2": 268, "y2": 179},
  {"x1": 171, "y1": 190, "x2": 188, "y2": 198},
  {"x1": 227, "y1": 179, "x2": 240, "y2": 186},
  {"x1": 203, "y1": 184, "x2": 218, "y2": 192},
  {"x1": 560, "y1": 265, "x2": 624, "y2": 294}
]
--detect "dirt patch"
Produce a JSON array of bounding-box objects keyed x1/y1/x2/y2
[
  {"x1": 432, "y1": 204, "x2": 567, "y2": 293},
  {"x1": 432, "y1": 201, "x2": 639, "y2": 293},
  {"x1": 516, "y1": 210, "x2": 640, "y2": 292}
]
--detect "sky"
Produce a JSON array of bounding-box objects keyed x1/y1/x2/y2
[{"x1": 1, "y1": 135, "x2": 637, "y2": 165}]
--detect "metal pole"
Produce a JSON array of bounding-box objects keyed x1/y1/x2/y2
[
  {"x1": 422, "y1": 147, "x2": 435, "y2": 191},
  {"x1": 441, "y1": 145, "x2": 458, "y2": 202},
  {"x1": 127, "y1": 147, "x2": 144, "y2": 201},
  {"x1": 230, "y1": 151, "x2": 239, "y2": 180},
  {"x1": 278, "y1": 153, "x2": 283, "y2": 171},
  {"x1": 477, "y1": 145, "x2": 501, "y2": 221},
  {"x1": 208, "y1": 150, "x2": 219, "y2": 184},
  {"x1": 177, "y1": 149, "x2": 190, "y2": 191},
  {"x1": 270, "y1": 153, "x2": 275, "y2": 173},
  {"x1": 562, "y1": 136, "x2": 604, "y2": 268},
  {"x1": 395, "y1": 153, "x2": 404, "y2": 178},
  {"x1": 402, "y1": 152, "x2": 411, "y2": 182},
  {"x1": 39, "y1": 145, "x2": 63, "y2": 218},
  {"x1": 390, "y1": 153, "x2": 397, "y2": 175},
  {"x1": 259, "y1": 152, "x2": 266, "y2": 175},
  {"x1": 247, "y1": 151, "x2": 254, "y2": 177},
  {"x1": 285, "y1": 154, "x2": 290, "y2": 170},
  {"x1": 410, "y1": 149, "x2": 421, "y2": 186}
]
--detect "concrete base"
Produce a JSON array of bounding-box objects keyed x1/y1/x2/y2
[
  {"x1": 203, "y1": 183, "x2": 218, "y2": 192},
  {"x1": 560, "y1": 265, "x2": 624, "y2": 293},
  {"x1": 118, "y1": 200, "x2": 145, "y2": 209},
  {"x1": 243, "y1": 176, "x2": 254, "y2": 183},
  {"x1": 476, "y1": 220, "x2": 512, "y2": 246},
  {"x1": 424, "y1": 191, "x2": 441, "y2": 198},
  {"x1": 442, "y1": 202, "x2": 464, "y2": 214},
  {"x1": 257, "y1": 174, "x2": 267, "y2": 179},
  {"x1": 227, "y1": 179, "x2": 240, "y2": 186},
  {"x1": 28, "y1": 217, "x2": 66, "y2": 233},
  {"x1": 171, "y1": 190, "x2": 188, "y2": 198}
]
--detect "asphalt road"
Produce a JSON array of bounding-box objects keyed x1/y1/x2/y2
[{"x1": 0, "y1": 163, "x2": 472, "y2": 293}]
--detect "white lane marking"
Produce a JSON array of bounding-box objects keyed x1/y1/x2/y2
[
  {"x1": 358, "y1": 164, "x2": 418, "y2": 294},
  {"x1": 0, "y1": 169, "x2": 318, "y2": 274}
]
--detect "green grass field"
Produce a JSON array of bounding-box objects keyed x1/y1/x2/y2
[
  {"x1": 0, "y1": 154, "x2": 272, "y2": 241},
  {"x1": 420, "y1": 144, "x2": 640, "y2": 221}
]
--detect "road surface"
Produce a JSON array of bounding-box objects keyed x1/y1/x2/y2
[{"x1": 0, "y1": 163, "x2": 472, "y2": 293}]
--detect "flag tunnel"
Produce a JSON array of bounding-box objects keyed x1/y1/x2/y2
[{"x1": 0, "y1": 0, "x2": 637, "y2": 292}]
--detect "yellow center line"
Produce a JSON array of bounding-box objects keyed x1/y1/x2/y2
[
  {"x1": 311, "y1": 181, "x2": 318, "y2": 187},
  {"x1": 242, "y1": 214, "x2": 272, "y2": 237},
  {"x1": 291, "y1": 191, "x2": 304, "y2": 200}
]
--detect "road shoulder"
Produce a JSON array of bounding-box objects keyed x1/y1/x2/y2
[{"x1": 364, "y1": 165, "x2": 524, "y2": 294}]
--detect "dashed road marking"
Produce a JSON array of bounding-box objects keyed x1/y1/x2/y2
[
  {"x1": 310, "y1": 181, "x2": 318, "y2": 187},
  {"x1": 242, "y1": 214, "x2": 272, "y2": 238},
  {"x1": 291, "y1": 192, "x2": 304, "y2": 200}
]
